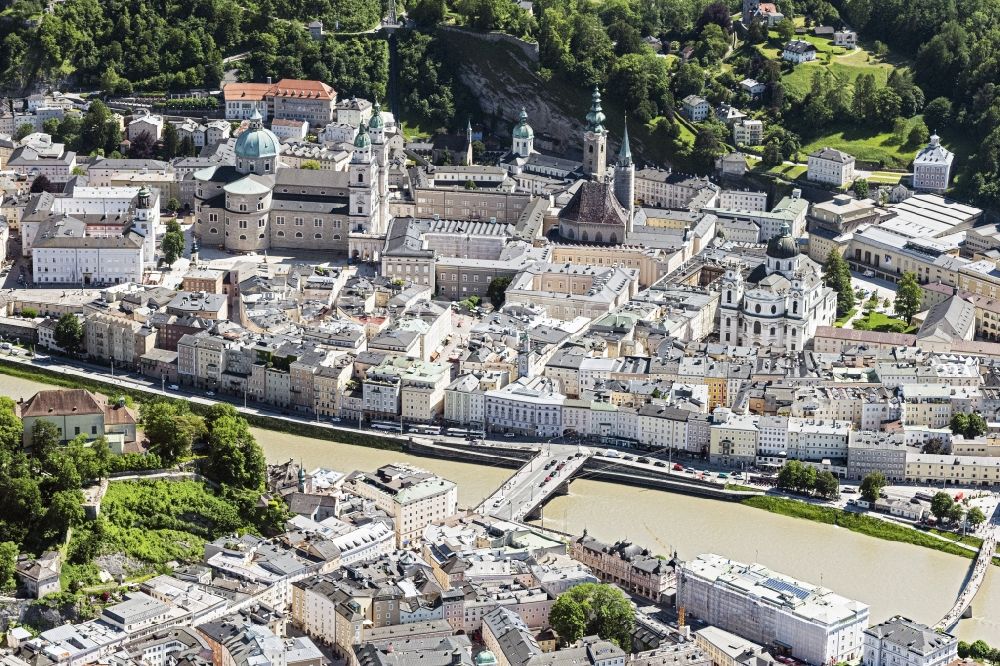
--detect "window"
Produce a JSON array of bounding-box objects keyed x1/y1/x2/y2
[
  {"x1": 277, "y1": 231, "x2": 285, "y2": 237},
  {"x1": 315, "y1": 233, "x2": 322, "y2": 239},
  {"x1": 239, "y1": 221, "x2": 248, "y2": 229},
  {"x1": 314, "y1": 218, "x2": 322, "y2": 227},
  {"x1": 295, "y1": 217, "x2": 303, "y2": 226},
  {"x1": 209, "y1": 227, "x2": 218, "y2": 234},
  {"x1": 239, "y1": 234, "x2": 246, "y2": 240},
  {"x1": 276, "y1": 216, "x2": 285, "y2": 225},
  {"x1": 295, "y1": 232, "x2": 303, "y2": 238}
]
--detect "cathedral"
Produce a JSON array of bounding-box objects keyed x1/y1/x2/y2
[
  {"x1": 718, "y1": 223, "x2": 837, "y2": 352},
  {"x1": 193, "y1": 108, "x2": 390, "y2": 260}
]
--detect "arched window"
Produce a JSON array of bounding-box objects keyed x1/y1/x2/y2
[
  {"x1": 315, "y1": 233, "x2": 322, "y2": 239},
  {"x1": 609, "y1": 234, "x2": 617, "y2": 244},
  {"x1": 771, "y1": 305, "x2": 777, "y2": 314},
  {"x1": 770, "y1": 326, "x2": 776, "y2": 336},
  {"x1": 239, "y1": 234, "x2": 247, "y2": 240},
  {"x1": 333, "y1": 234, "x2": 341, "y2": 240},
  {"x1": 727, "y1": 291, "x2": 732, "y2": 303},
  {"x1": 209, "y1": 228, "x2": 218, "y2": 234},
  {"x1": 295, "y1": 232, "x2": 303, "y2": 238},
  {"x1": 277, "y1": 231, "x2": 285, "y2": 237},
  {"x1": 595, "y1": 232, "x2": 603, "y2": 243},
  {"x1": 793, "y1": 301, "x2": 799, "y2": 314},
  {"x1": 755, "y1": 304, "x2": 761, "y2": 313},
  {"x1": 726, "y1": 317, "x2": 731, "y2": 327},
  {"x1": 753, "y1": 321, "x2": 761, "y2": 334},
  {"x1": 358, "y1": 173, "x2": 364, "y2": 182}
]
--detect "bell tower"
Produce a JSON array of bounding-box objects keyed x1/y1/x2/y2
[{"x1": 583, "y1": 86, "x2": 608, "y2": 181}]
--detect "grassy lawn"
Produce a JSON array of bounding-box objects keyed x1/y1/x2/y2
[
  {"x1": 743, "y1": 497, "x2": 979, "y2": 561},
  {"x1": 867, "y1": 170, "x2": 905, "y2": 184},
  {"x1": 851, "y1": 311, "x2": 916, "y2": 333},
  {"x1": 928, "y1": 528, "x2": 983, "y2": 549},
  {"x1": 834, "y1": 308, "x2": 857, "y2": 327},
  {"x1": 798, "y1": 125, "x2": 918, "y2": 169},
  {"x1": 725, "y1": 483, "x2": 757, "y2": 492},
  {"x1": 757, "y1": 162, "x2": 807, "y2": 180}
]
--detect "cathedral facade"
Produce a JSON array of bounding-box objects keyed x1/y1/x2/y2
[
  {"x1": 193, "y1": 108, "x2": 389, "y2": 260},
  {"x1": 718, "y1": 223, "x2": 837, "y2": 352}
]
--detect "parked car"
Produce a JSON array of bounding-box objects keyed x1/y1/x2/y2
[
  {"x1": 637, "y1": 457, "x2": 650, "y2": 464},
  {"x1": 673, "y1": 463, "x2": 684, "y2": 471},
  {"x1": 167, "y1": 384, "x2": 180, "y2": 391},
  {"x1": 331, "y1": 417, "x2": 342, "y2": 423},
  {"x1": 205, "y1": 390, "x2": 215, "y2": 397},
  {"x1": 654, "y1": 461, "x2": 666, "y2": 467},
  {"x1": 504, "y1": 433, "x2": 516, "y2": 439}
]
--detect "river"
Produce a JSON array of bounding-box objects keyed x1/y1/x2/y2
[{"x1": 1, "y1": 374, "x2": 997, "y2": 642}]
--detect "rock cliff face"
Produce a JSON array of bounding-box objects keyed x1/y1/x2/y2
[{"x1": 439, "y1": 29, "x2": 638, "y2": 158}]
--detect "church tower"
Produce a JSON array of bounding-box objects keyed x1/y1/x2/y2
[
  {"x1": 613, "y1": 117, "x2": 635, "y2": 234},
  {"x1": 349, "y1": 122, "x2": 378, "y2": 234},
  {"x1": 465, "y1": 117, "x2": 474, "y2": 166},
  {"x1": 512, "y1": 107, "x2": 534, "y2": 157},
  {"x1": 583, "y1": 86, "x2": 607, "y2": 181},
  {"x1": 368, "y1": 103, "x2": 390, "y2": 235},
  {"x1": 718, "y1": 263, "x2": 745, "y2": 345}
]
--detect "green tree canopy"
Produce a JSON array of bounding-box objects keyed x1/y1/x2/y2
[
  {"x1": 141, "y1": 401, "x2": 206, "y2": 463},
  {"x1": 548, "y1": 583, "x2": 635, "y2": 650},
  {"x1": 930, "y1": 491, "x2": 954, "y2": 521},
  {"x1": 54, "y1": 313, "x2": 84, "y2": 355},
  {"x1": 204, "y1": 413, "x2": 267, "y2": 491},
  {"x1": 893, "y1": 272, "x2": 922, "y2": 323},
  {"x1": 859, "y1": 472, "x2": 886, "y2": 503}
]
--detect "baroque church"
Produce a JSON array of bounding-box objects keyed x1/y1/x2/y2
[
  {"x1": 718, "y1": 222, "x2": 837, "y2": 352},
  {"x1": 193, "y1": 107, "x2": 390, "y2": 261}
]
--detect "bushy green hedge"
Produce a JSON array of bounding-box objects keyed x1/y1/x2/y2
[{"x1": 743, "y1": 496, "x2": 977, "y2": 560}]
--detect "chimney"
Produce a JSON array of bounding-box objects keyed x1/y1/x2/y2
[{"x1": 267, "y1": 76, "x2": 273, "y2": 85}]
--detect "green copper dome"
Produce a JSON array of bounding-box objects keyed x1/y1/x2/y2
[
  {"x1": 235, "y1": 109, "x2": 281, "y2": 160},
  {"x1": 586, "y1": 86, "x2": 606, "y2": 132},
  {"x1": 369, "y1": 102, "x2": 384, "y2": 130},
  {"x1": 513, "y1": 107, "x2": 533, "y2": 140},
  {"x1": 354, "y1": 122, "x2": 372, "y2": 149},
  {"x1": 475, "y1": 652, "x2": 498, "y2": 666},
  {"x1": 766, "y1": 221, "x2": 798, "y2": 260}
]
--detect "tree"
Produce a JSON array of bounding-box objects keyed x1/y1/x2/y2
[
  {"x1": 300, "y1": 159, "x2": 321, "y2": 170},
  {"x1": 823, "y1": 250, "x2": 854, "y2": 316},
  {"x1": 46, "y1": 489, "x2": 85, "y2": 536},
  {"x1": 923, "y1": 97, "x2": 952, "y2": 131},
  {"x1": 860, "y1": 472, "x2": 885, "y2": 503},
  {"x1": 950, "y1": 412, "x2": 970, "y2": 437},
  {"x1": 162, "y1": 230, "x2": 185, "y2": 266},
  {"x1": 487, "y1": 276, "x2": 512, "y2": 308},
  {"x1": 947, "y1": 502, "x2": 966, "y2": 525},
  {"x1": 549, "y1": 583, "x2": 635, "y2": 650},
  {"x1": 14, "y1": 123, "x2": 34, "y2": 141},
  {"x1": 141, "y1": 401, "x2": 206, "y2": 463},
  {"x1": 166, "y1": 197, "x2": 181, "y2": 214},
  {"x1": 697, "y1": 1, "x2": 732, "y2": 31},
  {"x1": 674, "y1": 62, "x2": 706, "y2": 98},
  {"x1": 814, "y1": 470, "x2": 839, "y2": 499},
  {"x1": 894, "y1": 272, "x2": 921, "y2": 324},
  {"x1": 930, "y1": 491, "x2": 954, "y2": 521},
  {"x1": 907, "y1": 119, "x2": 929, "y2": 146},
  {"x1": 747, "y1": 18, "x2": 768, "y2": 44},
  {"x1": 0, "y1": 541, "x2": 17, "y2": 592},
  {"x1": 30, "y1": 174, "x2": 55, "y2": 193},
  {"x1": 968, "y1": 413, "x2": 988, "y2": 438},
  {"x1": 54, "y1": 313, "x2": 84, "y2": 355},
  {"x1": 129, "y1": 130, "x2": 156, "y2": 159},
  {"x1": 205, "y1": 413, "x2": 267, "y2": 491},
  {"x1": 161, "y1": 122, "x2": 179, "y2": 159},
  {"x1": 0, "y1": 398, "x2": 23, "y2": 456},
  {"x1": 776, "y1": 18, "x2": 796, "y2": 42},
  {"x1": 967, "y1": 506, "x2": 987, "y2": 528},
  {"x1": 853, "y1": 178, "x2": 869, "y2": 199}
]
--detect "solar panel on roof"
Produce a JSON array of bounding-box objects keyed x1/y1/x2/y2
[{"x1": 763, "y1": 577, "x2": 811, "y2": 600}]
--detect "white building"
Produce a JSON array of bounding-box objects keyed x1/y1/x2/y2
[
  {"x1": 342, "y1": 464, "x2": 458, "y2": 548},
  {"x1": 484, "y1": 376, "x2": 564, "y2": 437},
  {"x1": 782, "y1": 40, "x2": 817, "y2": 63},
  {"x1": 32, "y1": 219, "x2": 145, "y2": 285},
  {"x1": 128, "y1": 113, "x2": 164, "y2": 142},
  {"x1": 863, "y1": 617, "x2": 957, "y2": 666},
  {"x1": 912, "y1": 134, "x2": 953, "y2": 193},
  {"x1": 678, "y1": 554, "x2": 869, "y2": 666},
  {"x1": 740, "y1": 79, "x2": 766, "y2": 98},
  {"x1": 682, "y1": 96, "x2": 711, "y2": 122},
  {"x1": 807, "y1": 147, "x2": 856, "y2": 187},
  {"x1": 733, "y1": 119, "x2": 763, "y2": 146},
  {"x1": 717, "y1": 223, "x2": 836, "y2": 352},
  {"x1": 833, "y1": 30, "x2": 857, "y2": 48}
]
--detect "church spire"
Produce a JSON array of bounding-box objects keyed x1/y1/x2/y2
[
  {"x1": 618, "y1": 116, "x2": 632, "y2": 167},
  {"x1": 585, "y1": 85, "x2": 606, "y2": 133}
]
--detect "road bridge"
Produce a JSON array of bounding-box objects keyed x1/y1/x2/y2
[{"x1": 477, "y1": 446, "x2": 590, "y2": 522}]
